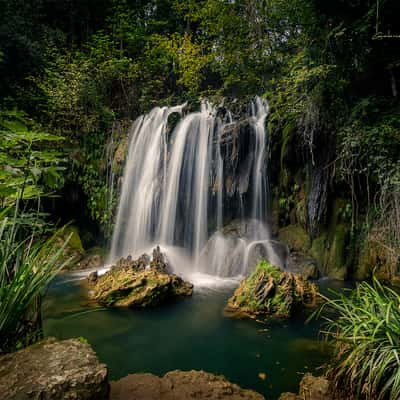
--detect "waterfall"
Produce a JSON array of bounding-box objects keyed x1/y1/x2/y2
[
  {"x1": 250, "y1": 96, "x2": 269, "y2": 221},
  {"x1": 109, "y1": 97, "x2": 283, "y2": 279},
  {"x1": 110, "y1": 104, "x2": 185, "y2": 258}
]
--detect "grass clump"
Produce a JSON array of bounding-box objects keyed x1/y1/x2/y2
[
  {"x1": 316, "y1": 279, "x2": 400, "y2": 400},
  {"x1": 0, "y1": 216, "x2": 70, "y2": 353}
]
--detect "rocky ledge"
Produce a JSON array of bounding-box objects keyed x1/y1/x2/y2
[
  {"x1": 0, "y1": 337, "x2": 108, "y2": 400},
  {"x1": 110, "y1": 370, "x2": 265, "y2": 400},
  {"x1": 88, "y1": 247, "x2": 193, "y2": 307},
  {"x1": 225, "y1": 261, "x2": 319, "y2": 319},
  {"x1": 279, "y1": 373, "x2": 337, "y2": 400}
]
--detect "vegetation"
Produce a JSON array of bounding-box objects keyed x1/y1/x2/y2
[
  {"x1": 316, "y1": 280, "x2": 400, "y2": 400},
  {"x1": 0, "y1": 215, "x2": 70, "y2": 353},
  {"x1": 0, "y1": 92, "x2": 68, "y2": 353}
]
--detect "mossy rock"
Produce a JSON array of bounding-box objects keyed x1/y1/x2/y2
[
  {"x1": 309, "y1": 232, "x2": 327, "y2": 266},
  {"x1": 225, "y1": 261, "x2": 319, "y2": 319},
  {"x1": 309, "y1": 223, "x2": 349, "y2": 280},
  {"x1": 57, "y1": 226, "x2": 85, "y2": 268},
  {"x1": 279, "y1": 224, "x2": 311, "y2": 253},
  {"x1": 90, "y1": 268, "x2": 193, "y2": 307},
  {"x1": 88, "y1": 249, "x2": 193, "y2": 308},
  {"x1": 62, "y1": 226, "x2": 85, "y2": 254},
  {"x1": 355, "y1": 231, "x2": 398, "y2": 281},
  {"x1": 112, "y1": 136, "x2": 129, "y2": 174},
  {"x1": 325, "y1": 224, "x2": 348, "y2": 280}
]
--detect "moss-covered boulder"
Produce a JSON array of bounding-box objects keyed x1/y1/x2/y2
[
  {"x1": 88, "y1": 247, "x2": 193, "y2": 307},
  {"x1": 57, "y1": 225, "x2": 85, "y2": 269},
  {"x1": 225, "y1": 261, "x2": 319, "y2": 319},
  {"x1": 310, "y1": 224, "x2": 349, "y2": 280},
  {"x1": 279, "y1": 224, "x2": 311, "y2": 253},
  {"x1": 355, "y1": 229, "x2": 398, "y2": 281}
]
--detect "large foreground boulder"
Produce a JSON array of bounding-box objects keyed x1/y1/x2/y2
[
  {"x1": 89, "y1": 247, "x2": 193, "y2": 307},
  {"x1": 110, "y1": 370, "x2": 265, "y2": 400},
  {"x1": 225, "y1": 261, "x2": 319, "y2": 319},
  {"x1": 0, "y1": 337, "x2": 108, "y2": 400}
]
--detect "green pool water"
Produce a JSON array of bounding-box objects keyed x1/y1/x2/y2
[{"x1": 43, "y1": 274, "x2": 343, "y2": 399}]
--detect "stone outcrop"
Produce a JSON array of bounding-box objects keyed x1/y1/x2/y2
[
  {"x1": 77, "y1": 253, "x2": 104, "y2": 270},
  {"x1": 225, "y1": 261, "x2": 319, "y2": 319},
  {"x1": 88, "y1": 247, "x2": 193, "y2": 307},
  {"x1": 0, "y1": 337, "x2": 108, "y2": 400},
  {"x1": 278, "y1": 224, "x2": 321, "y2": 280},
  {"x1": 275, "y1": 198, "x2": 352, "y2": 281},
  {"x1": 110, "y1": 370, "x2": 265, "y2": 400},
  {"x1": 278, "y1": 373, "x2": 336, "y2": 400}
]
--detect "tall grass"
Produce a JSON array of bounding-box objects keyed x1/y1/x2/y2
[
  {"x1": 316, "y1": 279, "x2": 400, "y2": 400},
  {"x1": 0, "y1": 216, "x2": 70, "y2": 352}
]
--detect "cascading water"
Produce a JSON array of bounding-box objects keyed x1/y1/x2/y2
[{"x1": 109, "y1": 97, "x2": 284, "y2": 281}]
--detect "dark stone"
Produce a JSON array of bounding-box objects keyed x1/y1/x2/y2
[
  {"x1": 88, "y1": 270, "x2": 98, "y2": 284},
  {"x1": 78, "y1": 254, "x2": 104, "y2": 270}
]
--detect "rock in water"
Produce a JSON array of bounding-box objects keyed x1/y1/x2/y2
[
  {"x1": 225, "y1": 261, "x2": 319, "y2": 319},
  {"x1": 0, "y1": 337, "x2": 108, "y2": 400},
  {"x1": 78, "y1": 253, "x2": 104, "y2": 270},
  {"x1": 110, "y1": 370, "x2": 265, "y2": 400},
  {"x1": 89, "y1": 248, "x2": 193, "y2": 307}
]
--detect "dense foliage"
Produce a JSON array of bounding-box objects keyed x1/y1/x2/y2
[{"x1": 0, "y1": 0, "x2": 399, "y2": 257}]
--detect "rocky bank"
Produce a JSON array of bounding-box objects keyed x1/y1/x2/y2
[{"x1": 110, "y1": 370, "x2": 265, "y2": 400}]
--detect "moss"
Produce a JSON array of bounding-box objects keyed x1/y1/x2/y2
[
  {"x1": 307, "y1": 198, "x2": 351, "y2": 280},
  {"x1": 112, "y1": 136, "x2": 129, "y2": 174},
  {"x1": 63, "y1": 226, "x2": 85, "y2": 254},
  {"x1": 325, "y1": 224, "x2": 348, "y2": 280},
  {"x1": 86, "y1": 246, "x2": 107, "y2": 257},
  {"x1": 310, "y1": 224, "x2": 348, "y2": 280},
  {"x1": 279, "y1": 224, "x2": 311, "y2": 253},
  {"x1": 355, "y1": 233, "x2": 397, "y2": 281},
  {"x1": 310, "y1": 232, "x2": 327, "y2": 268}
]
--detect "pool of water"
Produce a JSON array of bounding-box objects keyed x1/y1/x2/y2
[{"x1": 43, "y1": 274, "x2": 340, "y2": 399}]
